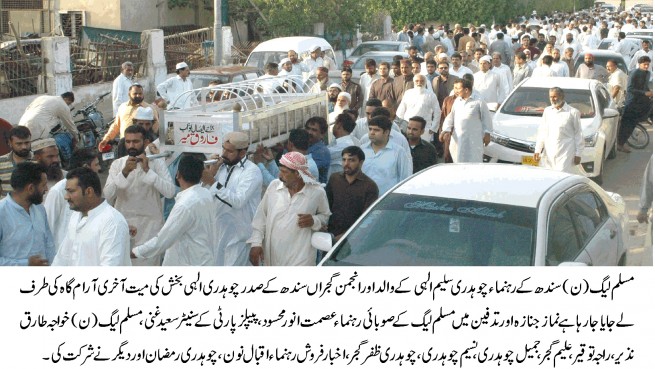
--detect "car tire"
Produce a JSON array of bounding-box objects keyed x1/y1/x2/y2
[{"x1": 607, "y1": 137, "x2": 617, "y2": 160}]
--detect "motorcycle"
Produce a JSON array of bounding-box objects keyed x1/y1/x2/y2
[
  {"x1": 53, "y1": 91, "x2": 110, "y2": 169},
  {"x1": 73, "y1": 91, "x2": 110, "y2": 150}
]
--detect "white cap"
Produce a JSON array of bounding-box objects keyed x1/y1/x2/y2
[
  {"x1": 328, "y1": 83, "x2": 342, "y2": 90},
  {"x1": 438, "y1": 53, "x2": 449, "y2": 59},
  {"x1": 480, "y1": 55, "x2": 492, "y2": 64},
  {"x1": 175, "y1": 62, "x2": 189, "y2": 70},
  {"x1": 134, "y1": 106, "x2": 155, "y2": 121},
  {"x1": 310, "y1": 45, "x2": 321, "y2": 52},
  {"x1": 279, "y1": 57, "x2": 291, "y2": 65}
]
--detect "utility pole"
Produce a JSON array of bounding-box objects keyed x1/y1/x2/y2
[{"x1": 214, "y1": 0, "x2": 222, "y2": 66}]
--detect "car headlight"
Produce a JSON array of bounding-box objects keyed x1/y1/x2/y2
[{"x1": 584, "y1": 132, "x2": 598, "y2": 147}]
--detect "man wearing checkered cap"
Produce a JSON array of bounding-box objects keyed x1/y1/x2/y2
[{"x1": 248, "y1": 151, "x2": 330, "y2": 266}]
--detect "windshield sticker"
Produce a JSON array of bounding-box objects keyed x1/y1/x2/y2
[
  {"x1": 449, "y1": 218, "x2": 460, "y2": 233},
  {"x1": 403, "y1": 201, "x2": 506, "y2": 219}
]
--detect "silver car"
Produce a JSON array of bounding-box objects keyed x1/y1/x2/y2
[{"x1": 314, "y1": 164, "x2": 628, "y2": 266}]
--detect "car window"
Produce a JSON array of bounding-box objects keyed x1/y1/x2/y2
[
  {"x1": 246, "y1": 51, "x2": 287, "y2": 69},
  {"x1": 546, "y1": 204, "x2": 582, "y2": 265},
  {"x1": 231, "y1": 74, "x2": 244, "y2": 83},
  {"x1": 353, "y1": 54, "x2": 406, "y2": 69},
  {"x1": 352, "y1": 44, "x2": 405, "y2": 57},
  {"x1": 190, "y1": 75, "x2": 230, "y2": 89},
  {"x1": 245, "y1": 73, "x2": 259, "y2": 80},
  {"x1": 566, "y1": 191, "x2": 609, "y2": 246},
  {"x1": 501, "y1": 87, "x2": 596, "y2": 118},
  {"x1": 324, "y1": 194, "x2": 537, "y2": 266}
]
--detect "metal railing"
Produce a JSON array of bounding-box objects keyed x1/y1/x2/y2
[
  {"x1": 70, "y1": 41, "x2": 145, "y2": 87},
  {"x1": 0, "y1": 55, "x2": 43, "y2": 98},
  {"x1": 164, "y1": 27, "x2": 213, "y2": 73}
]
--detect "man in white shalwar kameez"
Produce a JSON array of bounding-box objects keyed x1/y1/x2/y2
[
  {"x1": 132, "y1": 154, "x2": 218, "y2": 266},
  {"x1": 441, "y1": 78, "x2": 493, "y2": 163},
  {"x1": 202, "y1": 132, "x2": 263, "y2": 266},
  {"x1": 44, "y1": 148, "x2": 101, "y2": 251},
  {"x1": 248, "y1": 152, "x2": 331, "y2": 266},
  {"x1": 473, "y1": 55, "x2": 509, "y2": 110},
  {"x1": 533, "y1": 87, "x2": 584, "y2": 174},
  {"x1": 52, "y1": 168, "x2": 131, "y2": 266},
  {"x1": 396, "y1": 74, "x2": 441, "y2": 142},
  {"x1": 156, "y1": 62, "x2": 195, "y2": 110},
  {"x1": 104, "y1": 125, "x2": 176, "y2": 266}
]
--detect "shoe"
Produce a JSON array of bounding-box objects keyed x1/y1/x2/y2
[{"x1": 617, "y1": 145, "x2": 632, "y2": 153}]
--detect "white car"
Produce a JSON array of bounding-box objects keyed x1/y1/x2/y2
[
  {"x1": 313, "y1": 164, "x2": 628, "y2": 266},
  {"x1": 483, "y1": 77, "x2": 620, "y2": 184},
  {"x1": 342, "y1": 41, "x2": 410, "y2": 69}
]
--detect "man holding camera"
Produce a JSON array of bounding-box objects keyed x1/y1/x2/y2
[{"x1": 104, "y1": 125, "x2": 175, "y2": 266}]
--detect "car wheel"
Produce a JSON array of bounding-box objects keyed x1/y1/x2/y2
[{"x1": 607, "y1": 137, "x2": 617, "y2": 160}]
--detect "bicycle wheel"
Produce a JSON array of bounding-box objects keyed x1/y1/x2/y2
[{"x1": 627, "y1": 123, "x2": 650, "y2": 150}]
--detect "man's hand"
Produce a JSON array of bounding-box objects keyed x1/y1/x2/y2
[
  {"x1": 483, "y1": 133, "x2": 490, "y2": 146},
  {"x1": 148, "y1": 143, "x2": 159, "y2": 155},
  {"x1": 130, "y1": 251, "x2": 137, "y2": 259},
  {"x1": 122, "y1": 156, "x2": 139, "y2": 177},
  {"x1": 28, "y1": 254, "x2": 49, "y2": 266},
  {"x1": 201, "y1": 154, "x2": 221, "y2": 186},
  {"x1": 573, "y1": 156, "x2": 581, "y2": 165},
  {"x1": 71, "y1": 135, "x2": 79, "y2": 150},
  {"x1": 249, "y1": 246, "x2": 264, "y2": 266},
  {"x1": 297, "y1": 214, "x2": 315, "y2": 228},
  {"x1": 138, "y1": 154, "x2": 149, "y2": 173},
  {"x1": 645, "y1": 91, "x2": 653, "y2": 98},
  {"x1": 637, "y1": 209, "x2": 649, "y2": 224},
  {"x1": 439, "y1": 131, "x2": 451, "y2": 143},
  {"x1": 98, "y1": 139, "x2": 109, "y2": 152},
  {"x1": 128, "y1": 225, "x2": 137, "y2": 238},
  {"x1": 533, "y1": 152, "x2": 541, "y2": 162}
]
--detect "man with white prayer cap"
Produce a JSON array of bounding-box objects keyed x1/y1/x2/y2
[
  {"x1": 248, "y1": 151, "x2": 331, "y2": 266},
  {"x1": 156, "y1": 61, "x2": 195, "y2": 109},
  {"x1": 201, "y1": 131, "x2": 263, "y2": 266},
  {"x1": 473, "y1": 54, "x2": 509, "y2": 110}
]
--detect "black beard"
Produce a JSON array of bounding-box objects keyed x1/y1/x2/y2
[
  {"x1": 46, "y1": 164, "x2": 63, "y2": 181},
  {"x1": 127, "y1": 147, "x2": 144, "y2": 157},
  {"x1": 28, "y1": 189, "x2": 44, "y2": 205},
  {"x1": 585, "y1": 61, "x2": 594, "y2": 67},
  {"x1": 14, "y1": 149, "x2": 30, "y2": 158},
  {"x1": 329, "y1": 96, "x2": 338, "y2": 103},
  {"x1": 222, "y1": 156, "x2": 241, "y2": 166},
  {"x1": 131, "y1": 97, "x2": 144, "y2": 104}
]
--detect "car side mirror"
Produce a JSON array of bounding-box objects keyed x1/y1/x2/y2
[
  {"x1": 311, "y1": 232, "x2": 333, "y2": 252},
  {"x1": 603, "y1": 108, "x2": 619, "y2": 118},
  {"x1": 487, "y1": 103, "x2": 498, "y2": 112}
]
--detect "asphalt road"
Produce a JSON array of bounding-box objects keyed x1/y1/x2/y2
[{"x1": 602, "y1": 123, "x2": 653, "y2": 266}]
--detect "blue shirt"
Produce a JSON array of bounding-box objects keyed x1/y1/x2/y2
[
  {"x1": 0, "y1": 195, "x2": 55, "y2": 266},
  {"x1": 308, "y1": 141, "x2": 331, "y2": 183},
  {"x1": 258, "y1": 154, "x2": 319, "y2": 187},
  {"x1": 361, "y1": 141, "x2": 413, "y2": 195}
]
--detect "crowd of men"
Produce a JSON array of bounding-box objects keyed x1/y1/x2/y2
[{"x1": 0, "y1": 5, "x2": 652, "y2": 267}]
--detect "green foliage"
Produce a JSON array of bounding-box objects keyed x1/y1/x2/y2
[{"x1": 169, "y1": 0, "x2": 598, "y2": 38}]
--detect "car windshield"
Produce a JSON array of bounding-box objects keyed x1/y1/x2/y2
[
  {"x1": 245, "y1": 51, "x2": 288, "y2": 69},
  {"x1": 353, "y1": 54, "x2": 405, "y2": 69},
  {"x1": 351, "y1": 44, "x2": 403, "y2": 57},
  {"x1": 501, "y1": 87, "x2": 596, "y2": 118},
  {"x1": 574, "y1": 55, "x2": 628, "y2": 74},
  {"x1": 323, "y1": 194, "x2": 537, "y2": 266},
  {"x1": 190, "y1": 74, "x2": 231, "y2": 88}
]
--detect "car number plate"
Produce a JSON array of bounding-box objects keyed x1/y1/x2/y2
[
  {"x1": 102, "y1": 152, "x2": 115, "y2": 161},
  {"x1": 521, "y1": 155, "x2": 539, "y2": 166}
]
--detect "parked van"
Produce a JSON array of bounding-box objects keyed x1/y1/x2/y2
[{"x1": 245, "y1": 36, "x2": 336, "y2": 69}]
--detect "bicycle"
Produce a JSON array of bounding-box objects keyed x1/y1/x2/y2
[{"x1": 627, "y1": 122, "x2": 650, "y2": 150}]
